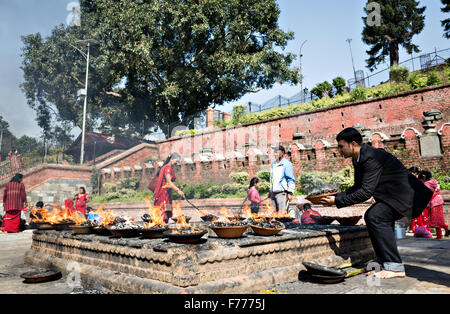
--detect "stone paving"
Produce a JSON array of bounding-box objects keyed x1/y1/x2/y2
[{"x1": 0, "y1": 230, "x2": 449, "y2": 294}]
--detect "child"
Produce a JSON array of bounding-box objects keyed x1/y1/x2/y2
[
  {"x1": 300, "y1": 203, "x2": 322, "y2": 224},
  {"x1": 248, "y1": 177, "x2": 262, "y2": 214}
]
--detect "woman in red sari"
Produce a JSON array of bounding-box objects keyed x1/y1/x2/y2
[
  {"x1": 422, "y1": 172, "x2": 449, "y2": 240},
  {"x1": 153, "y1": 153, "x2": 185, "y2": 223},
  {"x1": 74, "y1": 187, "x2": 89, "y2": 215},
  {"x1": 1, "y1": 173, "x2": 27, "y2": 233}
]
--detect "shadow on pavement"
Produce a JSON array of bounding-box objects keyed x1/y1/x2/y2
[{"x1": 405, "y1": 264, "x2": 450, "y2": 288}]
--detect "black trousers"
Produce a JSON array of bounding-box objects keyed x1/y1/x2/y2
[{"x1": 364, "y1": 202, "x2": 404, "y2": 266}]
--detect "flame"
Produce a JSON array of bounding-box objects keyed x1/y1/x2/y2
[
  {"x1": 90, "y1": 204, "x2": 117, "y2": 227},
  {"x1": 72, "y1": 211, "x2": 87, "y2": 226},
  {"x1": 143, "y1": 197, "x2": 166, "y2": 228}
]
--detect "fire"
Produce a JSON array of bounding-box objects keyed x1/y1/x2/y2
[
  {"x1": 71, "y1": 211, "x2": 87, "y2": 226},
  {"x1": 90, "y1": 204, "x2": 117, "y2": 227},
  {"x1": 242, "y1": 205, "x2": 258, "y2": 220},
  {"x1": 143, "y1": 197, "x2": 166, "y2": 228},
  {"x1": 172, "y1": 202, "x2": 190, "y2": 228}
]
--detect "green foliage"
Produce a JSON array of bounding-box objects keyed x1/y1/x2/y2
[
  {"x1": 362, "y1": 0, "x2": 426, "y2": 70},
  {"x1": 332, "y1": 77, "x2": 347, "y2": 95},
  {"x1": 175, "y1": 129, "x2": 196, "y2": 137},
  {"x1": 257, "y1": 181, "x2": 271, "y2": 194},
  {"x1": 90, "y1": 189, "x2": 153, "y2": 204},
  {"x1": 102, "y1": 183, "x2": 117, "y2": 193},
  {"x1": 297, "y1": 167, "x2": 354, "y2": 195},
  {"x1": 257, "y1": 171, "x2": 271, "y2": 182},
  {"x1": 230, "y1": 172, "x2": 249, "y2": 185},
  {"x1": 408, "y1": 72, "x2": 428, "y2": 89},
  {"x1": 311, "y1": 81, "x2": 333, "y2": 98},
  {"x1": 20, "y1": 0, "x2": 299, "y2": 138},
  {"x1": 389, "y1": 65, "x2": 409, "y2": 83},
  {"x1": 231, "y1": 105, "x2": 247, "y2": 125},
  {"x1": 117, "y1": 177, "x2": 140, "y2": 190},
  {"x1": 427, "y1": 71, "x2": 444, "y2": 86},
  {"x1": 351, "y1": 87, "x2": 367, "y2": 101}
]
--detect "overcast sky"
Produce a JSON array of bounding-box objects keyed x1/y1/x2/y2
[{"x1": 0, "y1": 0, "x2": 448, "y2": 139}]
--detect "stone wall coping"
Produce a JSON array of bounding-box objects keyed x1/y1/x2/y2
[{"x1": 96, "y1": 143, "x2": 157, "y2": 169}]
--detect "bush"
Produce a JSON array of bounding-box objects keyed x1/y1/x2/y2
[
  {"x1": 103, "y1": 183, "x2": 117, "y2": 193},
  {"x1": 257, "y1": 181, "x2": 271, "y2": 194},
  {"x1": 427, "y1": 71, "x2": 443, "y2": 86},
  {"x1": 257, "y1": 171, "x2": 270, "y2": 182},
  {"x1": 297, "y1": 172, "x2": 331, "y2": 195},
  {"x1": 231, "y1": 105, "x2": 247, "y2": 125},
  {"x1": 230, "y1": 172, "x2": 249, "y2": 185},
  {"x1": 117, "y1": 177, "x2": 140, "y2": 190},
  {"x1": 389, "y1": 65, "x2": 409, "y2": 83},
  {"x1": 297, "y1": 168, "x2": 354, "y2": 195},
  {"x1": 351, "y1": 87, "x2": 367, "y2": 101},
  {"x1": 408, "y1": 72, "x2": 428, "y2": 89}
]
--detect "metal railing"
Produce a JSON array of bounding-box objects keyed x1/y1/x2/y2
[{"x1": 246, "y1": 47, "x2": 449, "y2": 114}]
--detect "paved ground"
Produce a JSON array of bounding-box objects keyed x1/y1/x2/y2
[{"x1": 0, "y1": 230, "x2": 449, "y2": 294}]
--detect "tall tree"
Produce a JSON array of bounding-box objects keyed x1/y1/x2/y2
[
  {"x1": 442, "y1": 0, "x2": 450, "y2": 39},
  {"x1": 21, "y1": 0, "x2": 300, "y2": 138},
  {"x1": 362, "y1": 0, "x2": 426, "y2": 71}
]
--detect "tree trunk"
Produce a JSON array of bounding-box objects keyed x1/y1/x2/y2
[{"x1": 389, "y1": 42, "x2": 400, "y2": 68}]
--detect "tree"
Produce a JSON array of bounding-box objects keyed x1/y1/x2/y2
[
  {"x1": 14, "y1": 135, "x2": 40, "y2": 154},
  {"x1": 311, "y1": 81, "x2": 332, "y2": 99},
  {"x1": 0, "y1": 116, "x2": 16, "y2": 160},
  {"x1": 362, "y1": 0, "x2": 426, "y2": 72},
  {"x1": 21, "y1": 0, "x2": 300, "y2": 138},
  {"x1": 332, "y1": 77, "x2": 347, "y2": 96},
  {"x1": 442, "y1": 0, "x2": 450, "y2": 39}
]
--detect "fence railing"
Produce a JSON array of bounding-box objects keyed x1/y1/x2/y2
[
  {"x1": 245, "y1": 47, "x2": 449, "y2": 114},
  {"x1": 0, "y1": 157, "x2": 23, "y2": 181}
]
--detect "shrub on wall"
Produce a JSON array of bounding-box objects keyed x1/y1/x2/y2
[
  {"x1": 257, "y1": 171, "x2": 271, "y2": 182},
  {"x1": 297, "y1": 167, "x2": 354, "y2": 195},
  {"x1": 408, "y1": 72, "x2": 428, "y2": 89},
  {"x1": 390, "y1": 65, "x2": 409, "y2": 83},
  {"x1": 427, "y1": 70, "x2": 443, "y2": 86},
  {"x1": 117, "y1": 177, "x2": 140, "y2": 190},
  {"x1": 350, "y1": 87, "x2": 367, "y2": 102},
  {"x1": 230, "y1": 172, "x2": 249, "y2": 185},
  {"x1": 103, "y1": 183, "x2": 117, "y2": 193}
]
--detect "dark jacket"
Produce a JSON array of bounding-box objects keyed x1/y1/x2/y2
[{"x1": 335, "y1": 144, "x2": 433, "y2": 219}]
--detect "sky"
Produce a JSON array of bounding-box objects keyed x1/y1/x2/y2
[{"x1": 0, "y1": 0, "x2": 448, "y2": 139}]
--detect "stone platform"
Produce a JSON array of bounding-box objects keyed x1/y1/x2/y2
[{"x1": 24, "y1": 224, "x2": 375, "y2": 294}]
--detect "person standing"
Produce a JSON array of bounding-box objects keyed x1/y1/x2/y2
[
  {"x1": 1, "y1": 173, "x2": 27, "y2": 233},
  {"x1": 420, "y1": 171, "x2": 449, "y2": 240},
  {"x1": 74, "y1": 187, "x2": 89, "y2": 215},
  {"x1": 248, "y1": 177, "x2": 262, "y2": 214},
  {"x1": 153, "y1": 153, "x2": 185, "y2": 223},
  {"x1": 269, "y1": 145, "x2": 296, "y2": 213},
  {"x1": 321, "y1": 128, "x2": 433, "y2": 279}
]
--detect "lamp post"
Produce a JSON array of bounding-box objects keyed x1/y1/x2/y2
[
  {"x1": 66, "y1": 39, "x2": 99, "y2": 164},
  {"x1": 299, "y1": 40, "x2": 307, "y2": 103},
  {"x1": 346, "y1": 39, "x2": 357, "y2": 85}
]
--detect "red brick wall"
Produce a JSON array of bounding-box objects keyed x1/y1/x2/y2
[
  {"x1": 0, "y1": 164, "x2": 92, "y2": 194},
  {"x1": 101, "y1": 84, "x2": 450, "y2": 187}
]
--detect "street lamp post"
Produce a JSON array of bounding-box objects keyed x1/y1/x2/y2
[
  {"x1": 346, "y1": 39, "x2": 357, "y2": 85},
  {"x1": 299, "y1": 40, "x2": 307, "y2": 103},
  {"x1": 68, "y1": 39, "x2": 99, "y2": 165}
]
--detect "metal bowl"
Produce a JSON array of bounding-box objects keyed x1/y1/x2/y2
[
  {"x1": 141, "y1": 226, "x2": 168, "y2": 239},
  {"x1": 52, "y1": 222, "x2": 73, "y2": 231},
  {"x1": 310, "y1": 215, "x2": 336, "y2": 225},
  {"x1": 302, "y1": 262, "x2": 346, "y2": 277},
  {"x1": 250, "y1": 224, "x2": 285, "y2": 236},
  {"x1": 163, "y1": 230, "x2": 207, "y2": 244},
  {"x1": 311, "y1": 273, "x2": 346, "y2": 284},
  {"x1": 171, "y1": 216, "x2": 192, "y2": 224},
  {"x1": 20, "y1": 270, "x2": 62, "y2": 284},
  {"x1": 336, "y1": 216, "x2": 362, "y2": 226},
  {"x1": 200, "y1": 215, "x2": 218, "y2": 222},
  {"x1": 305, "y1": 192, "x2": 338, "y2": 205},
  {"x1": 210, "y1": 225, "x2": 248, "y2": 239},
  {"x1": 108, "y1": 228, "x2": 140, "y2": 238},
  {"x1": 93, "y1": 226, "x2": 112, "y2": 236},
  {"x1": 35, "y1": 222, "x2": 53, "y2": 230},
  {"x1": 69, "y1": 225, "x2": 94, "y2": 235}
]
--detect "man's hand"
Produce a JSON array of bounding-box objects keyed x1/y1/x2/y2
[{"x1": 320, "y1": 196, "x2": 336, "y2": 206}]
